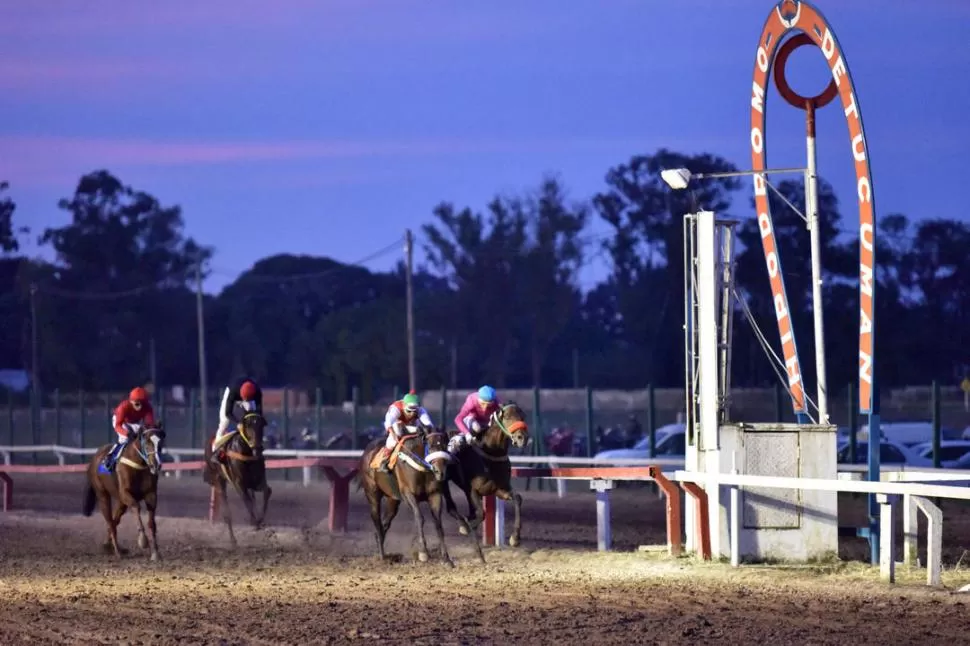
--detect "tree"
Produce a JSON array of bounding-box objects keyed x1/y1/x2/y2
[
  {"x1": 36, "y1": 170, "x2": 212, "y2": 388},
  {"x1": 593, "y1": 149, "x2": 741, "y2": 385},
  {"x1": 0, "y1": 182, "x2": 27, "y2": 254},
  {"x1": 422, "y1": 177, "x2": 588, "y2": 387}
]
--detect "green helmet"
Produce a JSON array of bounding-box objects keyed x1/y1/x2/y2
[{"x1": 402, "y1": 391, "x2": 420, "y2": 410}]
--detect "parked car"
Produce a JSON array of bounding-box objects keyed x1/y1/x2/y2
[
  {"x1": 909, "y1": 440, "x2": 970, "y2": 468},
  {"x1": 836, "y1": 439, "x2": 932, "y2": 467},
  {"x1": 593, "y1": 423, "x2": 685, "y2": 462}
]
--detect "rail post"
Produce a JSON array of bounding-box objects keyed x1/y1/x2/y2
[
  {"x1": 532, "y1": 386, "x2": 543, "y2": 490},
  {"x1": 314, "y1": 387, "x2": 322, "y2": 446},
  {"x1": 282, "y1": 388, "x2": 290, "y2": 481},
  {"x1": 647, "y1": 384, "x2": 656, "y2": 454},
  {"x1": 53, "y1": 388, "x2": 61, "y2": 447},
  {"x1": 351, "y1": 386, "x2": 359, "y2": 450},
  {"x1": 584, "y1": 385, "x2": 593, "y2": 457},
  {"x1": 931, "y1": 380, "x2": 941, "y2": 469},
  {"x1": 439, "y1": 385, "x2": 447, "y2": 430},
  {"x1": 848, "y1": 382, "x2": 857, "y2": 463},
  {"x1": 78, "y1": 389, "x2": 85, "y2": 449},
  {"x1": 190, "y1": 388, "x2": 198, "y2": 450},
  {"x1": 5, "y1": 390, "x2": 13, "y2": 448}
]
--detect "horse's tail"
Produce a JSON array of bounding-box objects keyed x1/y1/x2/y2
[{"x1": 81, "y1": 480, "x2": 97, "y2": 517}]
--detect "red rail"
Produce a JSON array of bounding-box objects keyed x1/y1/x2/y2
[{"x1": 0, "y1": 460, "x2": 700, "y2": 558}]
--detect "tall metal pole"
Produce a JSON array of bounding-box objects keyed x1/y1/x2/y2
[
  {"x1": 195, "y1": 258, "x2": 208, "y2": 435},
  {"x1": 149, "y1": 336, "x2": 157, "y2": 405},
  {"x1": 805, "y1": 102, "x2": 829, "y2": 424},
  {"x1": 404, "y1": 229, "x2": 416, "y2": 392}
]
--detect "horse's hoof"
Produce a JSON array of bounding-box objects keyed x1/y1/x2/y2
[
  {"x1": 509, "y1": 535, "x2": 520, "y2": 548},
  {"x1": 150, "y1": 552, "x2": 160, "y2": 562},
  {"x1": 444, "y1": 557, "x2": 455, "y2": 569},
  {"x1": 137, "y1": 534, "x2": 149, "y2": 550},
  {"x1": 418, "y1": 551, "x2": 429, "y2": 563},
  {"x1": 458, "y1": 525, "x2": 469, "y2": 536}
]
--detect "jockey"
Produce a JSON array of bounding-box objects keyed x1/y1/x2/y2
[
  {"x1": 103, "y1": 387, "x2": 156, "y2": 472},
  {"x1": 376, "y1": 391, "x2": 434, "y2": 473},
  {"x1": 449, "y1": 385, "x2": 501, "y2": 453},
  {"x1": 209, "y1": 377, "x2": 263, "y2": 465}
]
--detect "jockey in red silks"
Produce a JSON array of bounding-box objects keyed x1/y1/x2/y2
[
  {"x1": 448, "y1": 385, "x2": 500, "y2": 454},
  {"x1": 102, "y1": 386, "x2": 156, "y2": 472}
]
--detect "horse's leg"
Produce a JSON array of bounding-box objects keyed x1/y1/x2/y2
[
  {"x1": 381, "y1": 498, "x2": 401, "y2": 534},
  {"x1": 367, "y1": 490, "x2": 386, "y2": 560},
  {"x1": 258, "y1": 474, "x2": 272, "y2": 526},
  {"x1": 144, "y1": 489, "x2": 161, "y2": 561},
  {"x1": 469, "y1": 488, "x2": 486, "y2": 540},
  {"x1": 237, "y1": 480, "x2": 260, "y2": 528},
  {"x1": 110, "y1": 499, "x2": 130, "y2": 558},
  {"x1": 132, "y1": 500, "x2": 148, "y2": 550},
  {"x1": 218, "y1": 480, "x2": 237, "y2": 547},
  {"x1": 402, "y1": 491, "x2": 429, "y2": 563},
  {"x1": 496, "y1": 488, "x2": 524, "y2": 548},
  {"x1": 443, "y1": 487, "x2": 485, "y2": 564},
  {"x1": 97, "y1": 491, "x2": 114, "y2": 553},
  {"x1": 428, "y1": 492, "x2": 454, "y2": 568}
]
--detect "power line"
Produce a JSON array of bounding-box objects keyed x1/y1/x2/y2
[{"x1": 30, "y1": 236, "x2": 405, "y2": 301}]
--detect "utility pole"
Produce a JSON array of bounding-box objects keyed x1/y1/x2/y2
[
  {"x1": 148, "y1": 336, "x2": 157, "y2": 407},
  {"x1": 404, "y1": 229, "x2": 416, "y2": 392},
  {"x1": 29, "y1": 283, "x2": 39, "y2": 446},
  {"x1": 195, "y1": 257, "x2": 208, "y2": 435}
]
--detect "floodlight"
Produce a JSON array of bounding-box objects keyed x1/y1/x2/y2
[{"x1": 661, "y1": 168, "x2": 692, "y2": 190}]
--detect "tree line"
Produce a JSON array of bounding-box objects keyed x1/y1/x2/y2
[{"x1": 2, "y1": 148, "x2": 968, "y2": 404}]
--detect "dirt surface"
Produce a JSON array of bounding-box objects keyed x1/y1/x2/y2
[{"x1": 3, "y1": 474, "x2": 970, "y2": 645}]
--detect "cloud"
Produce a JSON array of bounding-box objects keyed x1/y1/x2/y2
[{"x1": 0, "y1": 133, "x2": 740, "y2": 187}]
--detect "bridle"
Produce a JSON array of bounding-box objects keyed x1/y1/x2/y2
[
  {"x1": 227, "y1": 412, "x2": 265, "y2": 462},
  {"x1": 118, "y1": 427, "x2": 164, "y2": 476}
]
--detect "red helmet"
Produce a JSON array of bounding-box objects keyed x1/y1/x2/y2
[
  {"x1": 240, "y1": 381, "x2": 257, "y2": 400},
  {"x1": 129, "y1": 387, "x2": 148, "y2": 402}
]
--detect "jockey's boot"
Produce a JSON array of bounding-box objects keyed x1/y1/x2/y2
[
  {"x1": 377, "y1": 447, "x2": 392, "y2": 473},
  {"x1": 102, "y1": 442, "x2": 123, "y2": 472},
  {"x1": 209, "y1": 437, "x2": 225, "y2": 466}
]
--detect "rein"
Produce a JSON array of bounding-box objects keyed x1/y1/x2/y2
[
  {"x1": 227, "y1": 413, "x2": 264, "y2": 462},
  {"x1": 118, "y1": 430, "x2": 162, "y2": 473}
]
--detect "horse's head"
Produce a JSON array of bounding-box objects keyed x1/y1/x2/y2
[
  {"x1": 423, "y1": 426, "x2": 452, "y2": 482},
  {"x1": 237, "y1": 413, "x2": 267, "y2": 459},
  {"x1": 486, "y1": 402, "x2": 529, "y2": 450},
  {"x1": 134, "y1": 423, "x2": 166, "y2": 475}
]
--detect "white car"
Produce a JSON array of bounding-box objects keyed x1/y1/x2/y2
[
  {"x1": 593, "y1": 423, "x2": 685, "y2": 462},
  {"x1": 836, "y1": 439, "x2": 932, "y2": 468},
  {"x1": 910, "y1": 440, "x2": 970, "y2": 468}
]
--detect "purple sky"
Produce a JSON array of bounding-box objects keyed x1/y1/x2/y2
[{"x1": 2, "y1": 0, "x2": 968, "y2": 293}]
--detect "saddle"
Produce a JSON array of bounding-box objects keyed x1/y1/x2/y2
[{"x1": 369, "y1": 433, "x2": 423, "y2": 472}]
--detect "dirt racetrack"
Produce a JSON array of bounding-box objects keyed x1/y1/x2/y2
[{"x1": 3, "y1": 474, "x2": 970, "y2": 645}]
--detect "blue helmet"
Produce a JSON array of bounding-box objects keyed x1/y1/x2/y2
[{"x1": 477, "y1": 385, "x2": 496, "y2": 403}]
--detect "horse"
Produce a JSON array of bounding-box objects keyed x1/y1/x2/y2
[
  {"x1": 359, "y1": 422, "x2": 484, "y2": 566},
  {"x1": 447, "y1": 402, "x2": 530, "y2": 547},
  {"x1": 82, "y1": 424, "x2": 167, "y2": 561},
  {"x1": 203, "y1": 412, "x2": 272, "y2": 545}
]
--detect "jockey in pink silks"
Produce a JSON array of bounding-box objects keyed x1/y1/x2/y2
[{"x1": 448, "y1": 385, "x2": 501, "y2": 454}]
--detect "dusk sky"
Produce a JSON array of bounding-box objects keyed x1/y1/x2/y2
[{"x1": 2, "y1": 0, "x2": 968, "y2": 293}]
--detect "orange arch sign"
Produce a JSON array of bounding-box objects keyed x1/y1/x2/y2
[{"x1": 750, "y1": 0, "x2": 876, "y2": 416}]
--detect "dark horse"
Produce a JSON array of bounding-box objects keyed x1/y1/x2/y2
[
  {"x1": 359, "y1": 423, "x2": 484, "y2": 566},
  {"x1": 448, "y1": 402, "x2": 530, "y2": 547},
  {"x1": 82, "y1": 424, "x2": 167, "y2": 560},
  {"x1": 203, "y1": 412, "x2": 272, "y2": 545}
]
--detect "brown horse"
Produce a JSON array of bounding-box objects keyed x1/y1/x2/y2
[
  {"x1": 447, "y1": 402, "x2": 529, "y2": 547},
  {"x1": 359, "y1": 423, "x2": 484, "y2": 566},
  {"x1": 82, "y1": 424, "x2": 166, "y2": 560},
  {"x1": 203, "y1": 412, "x2": 272, "y2": 545}
]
